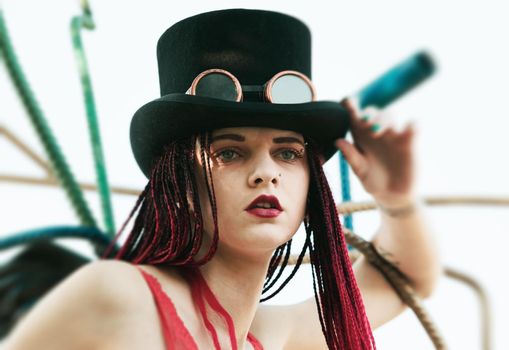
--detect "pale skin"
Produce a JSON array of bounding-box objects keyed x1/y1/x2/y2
[{"x1": 2, "y1": 98, "x2": 441, "y2": 350}]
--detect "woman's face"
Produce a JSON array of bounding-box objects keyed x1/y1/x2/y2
[{"x1": 195, "y1": 127, "x2": 310, "y2": 258}]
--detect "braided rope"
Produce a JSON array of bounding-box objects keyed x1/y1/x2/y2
[
  {"x1": 337, "y1": 197, "x2": 509, "y2": 215},
  {"x1": 287, "y1": 229, "x2": 447, "y2": 349},
  {"x1": 5, "y1": 167, "x2": 509, "y2": 212},
  {"x1": 0, "y1": 174, "x2": 139, "y2": 196},
  {"x1": 0, "y1": 8, "x2": 97, "y2": 228},
  {"x1": 444, "y1": 267, "x2": 492, "y2": 350},
  {"x1": 254, "y1": 197, "x2": 492, "y2": 348},
  {"x1": 0, "y1": 126, "x2": 53, "y2": 176},
  {"x1": 346, "y1": 229, "x2": 447, "y2": 349},
  {"x1": 0, "y1": 226, "x2": 112, "y2": 252},
  {"x1": 286, "y1": 201, "x2": 498, "y2": 350},
  {"x1": 0, "y1": 126, "x2": 138, "y2": 196},
  {"x1": 71, "y1": 3, "x2": 116, "y2": 236}
]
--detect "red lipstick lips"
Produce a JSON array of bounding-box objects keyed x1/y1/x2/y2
[{"x1": 245, "y1": 195, "x2": 283, "y2": 218}]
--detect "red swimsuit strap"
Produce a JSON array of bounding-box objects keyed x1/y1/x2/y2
[
  {"x1": 189, "y1": 272, "x2": 222, "y2": 349},
  {"x1": 136, "y1": 267, "x2": 198, "y2": 349},
  {"x1": 247, "y1": 333, "x2": 264, "y2": 350},
  {"x1": 137, "y1": 265, "x2": 264, "y2": 349},
  {"x1": 186, "y1": 267, "x2": 239, "y2": 350},
  {"x1": 185, "y1": 267, "x2": 264, "y2": 350}
]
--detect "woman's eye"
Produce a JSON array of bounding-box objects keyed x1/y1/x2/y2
[
  {"x1": 278, "y1": 149, "x2": 302, "y2": 161},
  {"x1": 216, "y1": 149, "x2": 239, "y2": 162}
]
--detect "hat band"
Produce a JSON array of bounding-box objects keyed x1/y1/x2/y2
[{"x1": 186, "y1": 68, "x2": 316, "y2": 103}]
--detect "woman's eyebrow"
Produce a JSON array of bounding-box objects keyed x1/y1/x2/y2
[
  {"x1": 273, "y1": 136, "x2": 305, "y2": 146},
  {"x1": 210, "y1": 134, "x2": 304, "y2": 146},
  {"x1": 211, "y1": 134, "x2": 246, "y2": 143}
]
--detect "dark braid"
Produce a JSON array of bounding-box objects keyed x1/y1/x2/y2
[
  {"x1": 264, "y1": 242, "x2": 287, "y2": 283},
  {"x1": 306, "y1": 139, "x2": 376, "y2": 349},
  {"x1": 261, "y1": 234, "x2": 310, "y2": 302},
  {"x1": 262, "y1": 239, "x2": 292, "y2": 293}
]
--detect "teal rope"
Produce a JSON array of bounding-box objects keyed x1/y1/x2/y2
[
  {"x1": 357, "y1": 51, "x2": 435, "y2": 109},
  {"x1": 0, "y1": 7, "x2": 97, "y2": 228},
  {"x1": 340, "y1": 52, "x2": 435, "y2": 232},
  {"x1": 338, "y1": 152, "x2": 354, "y2": 231},
  {"x1": 0, "y1": 226, "x2": 114, "y2": 252},
  {"x1": 71, "y1": 6, "x2": 116, "y2": 236}
]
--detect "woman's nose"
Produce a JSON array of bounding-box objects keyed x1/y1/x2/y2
[{"x1": 247, "y1": 157, "x2": 280, "y2": 187}]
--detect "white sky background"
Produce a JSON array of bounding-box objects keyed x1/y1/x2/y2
[{"x1": 1, "y1": 0, "x2": 508, "y2": 348}]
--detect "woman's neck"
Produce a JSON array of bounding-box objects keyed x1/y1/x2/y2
[{"x1": 198, "y1": 246, "x2": 272, "y2": 348}]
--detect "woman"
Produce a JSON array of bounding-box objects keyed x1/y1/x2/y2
[{"x1": 2, "y1": 8, "x2": 441, "y2": 350}]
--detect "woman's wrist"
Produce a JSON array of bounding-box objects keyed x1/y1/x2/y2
[
  {"x1": 377, "y1": 201, "x2": 419, "y2": 218},
  {"x1": 375, "y1": 195, "x2": 421, "y2": 218}
]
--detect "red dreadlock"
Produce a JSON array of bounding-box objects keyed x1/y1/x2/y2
[
  {"x1": 102, "y1": 133, "x2": 218, "y2": 266},
  {"x1": 306, "y1": 138, "x2": 376, "y2": 349}
]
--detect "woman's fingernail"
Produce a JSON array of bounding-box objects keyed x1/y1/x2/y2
[
  {"x1": 370, "y1": 123, "x2": 381, "y2": 132},
  {"x1": 361, "y1": 115, "x2": 370, "y2": 122}
]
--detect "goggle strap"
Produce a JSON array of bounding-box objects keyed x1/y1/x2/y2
[{"x1": 241, "y1": 85, "x2": 265, "y2": 92}]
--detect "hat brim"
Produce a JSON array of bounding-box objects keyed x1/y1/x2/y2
[{"x1": 130, "y1": 93, "x2": 350, "y2": 177}]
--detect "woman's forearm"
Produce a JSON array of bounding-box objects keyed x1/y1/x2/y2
[{"x1": 370, "y1": 198, "x2": 442, "y2": 298}]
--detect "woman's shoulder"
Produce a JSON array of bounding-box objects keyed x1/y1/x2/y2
[
  {"x1": 78, "y1": 260, "x2": 146, "y2": 295},
  {"x1": 77, "y1": 259, "x2": 145, "y2": 300},
  {"x1": 35, "y1": 259, "x2": 157, "y2": 323},
  {"x1": 81, "y1": 260, "x2": 189, "y2": 312},
  {"x1": 72, "y1": 259, "x2": 180, "y2": 313},
  {"x1": 3, "y1": 259, "x2": 158, "y2": 350}
]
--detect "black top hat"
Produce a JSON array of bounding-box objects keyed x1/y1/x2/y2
[{"x1": 130, "y1": 8, "x2": 349, "y2": 177}]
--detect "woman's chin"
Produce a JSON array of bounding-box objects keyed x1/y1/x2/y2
[{"x1": 219, "y1": 225, "x2": 296, "y2": 253}]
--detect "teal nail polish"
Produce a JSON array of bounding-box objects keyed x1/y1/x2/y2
[
  {"x1": 370, "y1": 123, "x2": 381, "y2": 132},
  {"x1": 361, "y1": 115, "x2": 370, "y2": 122}
]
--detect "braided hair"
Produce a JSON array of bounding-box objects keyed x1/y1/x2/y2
[{"x1": 103, "y1": 133, "x2": 376, "y2": 349}]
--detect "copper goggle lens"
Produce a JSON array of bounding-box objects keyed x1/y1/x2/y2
[
  {"x1": 188, "y1": 69, "x2": 315, "y2": 104},
  {"x1": 265, "y1": 70, "x2": 316, "y2": 103},
  {"x1": 190, "y1": 69, "x2": 242, "y2": 102}
]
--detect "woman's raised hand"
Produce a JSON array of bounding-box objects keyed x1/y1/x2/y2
[{"x1": 335, "y1": 98, "x2": 417, "y2": 208}]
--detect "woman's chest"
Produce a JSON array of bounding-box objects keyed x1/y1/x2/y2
[
  {"x1": 103, "y1": 303, "x2": 221, "y2": 350},
  {"x1": 105, "y1": 312, "x2": 282, "y2": 350},
  {"x1": 107, "y1": 325, "x2": 272, "y2": 350},
  {"x1": 105, "y1": 266, "x2": 285, "y2": 350}
]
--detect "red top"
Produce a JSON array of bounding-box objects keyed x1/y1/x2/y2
[{"x1": 136, "y1": 266, "x2": 264, "y2": 350}]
